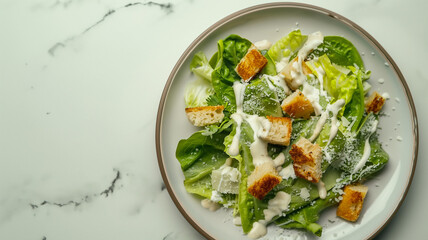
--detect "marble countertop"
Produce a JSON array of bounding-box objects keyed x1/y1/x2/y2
[{"x1": 0, "y1": 0, "x2": 426, "y2": 239}]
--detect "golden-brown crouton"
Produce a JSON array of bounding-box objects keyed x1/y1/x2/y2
[
  {"x1": 337, "y1": 184, "x2": 369, "y2": 222},
  {"x1": 281, "y1": 90, "x2": 314, "y2": 119},
  {"x1": 185, "y1": 106, "x2": 224, "y2": 127},
  {"x1": 289, "y1": 137, "x2": 322, "y2": 183},
  {"x1": 260, "y1": 116, "x2": 292, "y2": 146},
  {"x1": 365, "y1": 91, "x2": 385, "y2": 114},
  {"x1": 235, "y1": 45, "x2": 268, "y2": 82},
  {"x1": 280, "y1": 57, "x2": 313, "y2": 90},
  {"x1": 247, "y1": 162, "x2": 282, "y2": 200}
]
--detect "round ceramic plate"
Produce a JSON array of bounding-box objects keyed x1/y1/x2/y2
[{"x1": 156, "y1": 3, "x2": 418, "y2": 240}]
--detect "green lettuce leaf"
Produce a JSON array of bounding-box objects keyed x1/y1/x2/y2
[
  {"x1": 190, "y1": 51, "x2": 214, "y2": 81},
  {"x1": 237, "y1": 121, "x2": 267, "y2": 233},
  {"x1": 184, "y1": 77, "x2": 214, "y2": 108},
  {"x1": 318, "y1": 54, "x2": 357, "y2": 105},
  {"x1": 276, "y1": 190, "x2": 339, "y2": 237},
  {"x1": 185, "y1": 52, "x2": 215, "y2": 108},
  {"x1": 260, "y1": 50, "x2": 277, "y2": 76},
  {"x1": 211, "y1": 35, "x2": 252, "y2": 113},
  {"x1": 268, "y1": 30, "x2": 307, "y2": 63},
  {"x1": 176, "y1": 131, "x2": 231, "y2": 199},
  {"x1": 327, "y1": 114, "x2": 389, "y2": 178},
  {"x1": 309, "y1": 36, "x2": 364, "y2": 69},
  {"x1": 243, "y1": 78, "x2": 283, "y2": 117},
  {"x1": 307, "y1": 55, "x2": 366, "y2": 130},
  {"x1": 342, "y1": 66, "x2": 366, "y2": 132},
  {"x1": 176, "y1": 131, "x2": 229, "y2": 171}
]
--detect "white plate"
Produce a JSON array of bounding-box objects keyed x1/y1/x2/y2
[{"x1": 156, "y1": 3, "x2": 418, "y2": 240}]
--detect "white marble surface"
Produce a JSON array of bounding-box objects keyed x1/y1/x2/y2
[{"x1": 0, "y1": 0, "x2": 426, "y2": 239}]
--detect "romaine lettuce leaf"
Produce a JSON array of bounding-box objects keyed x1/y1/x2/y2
[
  {"x1": 260, "y1": 50, "x2": 277, "y2": 76},
  {"x1": 243, "y1": 78, "x2": 283, "y2": 117},
  {"x1": 268, "y1": 30, "x2": 307, "y2": 63},
  {"x1": 185, "y1": 52, "x2": 215, "y2": 108},
  {"x1": 309, "y1": 36, "x2": 364, "y2": 69},
  {"x1": 176, "y1": 131, "x2": 229, "y2": 171},
  {"x1": 176, "y1": 131, "x2": 231, "y2": 199},
  {"x1": 190, "y1": 51, "x2": 214, "y2": 81},
  {"x1": 276, "y1": 190, "x2": 339, "y2": 237},
  {"x1": 307, "y1": 54, "x2": 366, "y2": 131},
  {"x1": 211, "y1": 35, "x2": 252, "y2": 113},
  {"x1": 237, "y1": 121, "x2": 266, "y2": 233},
  {"x1": 184, "y1": 77, "x2": 214, "y2": 108},
  {"x1": 342, "y1": 67, "x2": 366, "y2": 132}
]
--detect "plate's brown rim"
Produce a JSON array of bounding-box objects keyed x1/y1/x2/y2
[{"x1": 155, "y1": 2, "x2": 419, "y2": 240}]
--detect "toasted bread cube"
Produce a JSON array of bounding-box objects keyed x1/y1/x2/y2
[
  {"x1": 337, "y1": 184, "x2": 369, "y2": 222},
  {"x1": 260, "y1": 116, "x2": 292, "y2": 146},
  {"x1": 281, "y1": 90, "x2": 314, "y2": 119},
  {"x1": 280, "y1": 57, "x2": 313, "y2": 90},
  {"x1": 185, "y1": 106, "x2": 224, "y2": 127},
  {"x1": 289, "y1": 137, "x2": 322, "y2": 183},
  {"x1": 365, "y1": 91, "x2": 385, "y2": 114},
  {"x1": 247, "y1": 162, "x2": 282, "y2": 200},
  {"x1": 235, "y1": 45, "x2": 268, "y2": 82}
]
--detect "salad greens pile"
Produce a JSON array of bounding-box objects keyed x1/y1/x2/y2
[{"x1": 176, "y1": 29, "x2": 388, "y2": 238}]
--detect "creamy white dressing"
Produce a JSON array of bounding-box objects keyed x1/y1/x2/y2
[
  {"x1": 265, "y1": 74, "x2": 291, "y2": 94},
  {"x1": 327, "y1": 99, "x2": 345, "y2": 144},
  {"x1": 254, "y1": 40, "x2": 272, "y2": 50},
  {"x1": 316, "y1": 180, "x2": 327, "y2": 199},
  {"x1": 314, "y1": 66, "x2": 328, "y2": 97},
  {"x1": 302, "y1": 82, "x2": 322, "y2": 115},
  {"x1": 248, "y1": 191, "x2": 291, "y2": 239},
  {"x1": 353, "y1": 120, "x2": 378, "y2": 173},
  {"x1": 248, "y1": 222, "x2": 267, "y2": 239},
  {"x1": 228, "y1": 114, "x2": 243, "y2": 156},
  {"x1": 229, "y1": 81, "x2": 275, "y2": 167},
  {"x1": 275, "y1": 57, "x2": 289, "y2": 73},
  {"x1": 290, "y1": 32, "x2": 324, "y2": 89},
  {"x1": 228, "y1": 82, "x2": 247, "y2": 156},
  {"x1": 247, "y1": 115, "x2": 272, "y2": 166},
  {"x1": 353, "y1": 138, "x2": 371, "y2": 174},
  {"x1": 279, "y1": 164, "x2": 296, "y2": 180},
  {"x1": 273, "y1": 152, "x2": 285, "y2": 167},
  {"x1": 234, "y1": 81, "x2": 246, "y2": 113},
  {"x1": 201, "y1": 199, "x2": 221, "y2": 211},
  {"x1": 263, "y1": 191, "x2": 291, "y2": 221},
  {"x1": 308, "y1": 99, "x2": 344, "y2": 143},
  {"x1": 308, "y1": 111, "x2": 328, "y2": 142},
  {"x1": 233, "y1": 217, "x2": 242, "y2": 226}
]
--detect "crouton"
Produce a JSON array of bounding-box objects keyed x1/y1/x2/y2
[
  {"x1": 260, "y1": 116, "x2": 292, "y2": 146},
  {"x1": 365, "y1": 91, "x2": 385, "y2": 114},
  {"x1": 281, "y1": 90, "x2": 314, "y2": 119},
  {"x1": 337, "y1": 184, "x2": 369, "y2": 222},
  {"x1": 185, "y1": 106, "x2": 224, "y2": 127},
  {"x1": 235, "y1": 45, "x2": 268, "y2": 82},
  {"x1": 289, "y1": 137, "x2": 322, "y2": 183},
  {"x1": 279, "y1": 57, "x2": 313, "y2": 90},
  {"x1": 247, "y1": 162, "x2": 282, "y2": 200}
]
